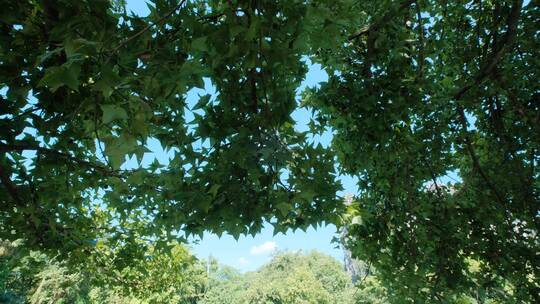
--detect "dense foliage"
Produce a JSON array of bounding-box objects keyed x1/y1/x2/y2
[
  {"x1": 2, "y1": 243, "x2": 517, "y2": 304},
  {"x1": 202, "y1": 251, "x2": 358, "y2": 304},
  {"x1": 1, "y1": 244, "x2": 373, "y2": 303},
  {"x1": 325, "y1": 0, "x2": 540, "y2": 301},
  {"x1": 1, "y1": 0, "x2": 538, "y2": 302},
  {"x1": 0, "y1": 0, "x2": 348, "y2": 256},
  {"x1": 1, "y1": 240, "x2": 207, "y2": 303}
]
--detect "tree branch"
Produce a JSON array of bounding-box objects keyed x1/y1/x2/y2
[
  {"x1": 453, "y1": 0, "x2": 522, "y2": 100},
  {"x1": 456, "y1": 106, "x2": 505, "y2": 205},
  {"x1": 0, "y1": 143, "x2": 113, "y2": 175},
  {"x1": 112, "y1": 0, "x2": 188, "y2": 53},
  {"x1": 452, "y1": 0, "x2": 522, "y2": 205},
  {"x1": 348, "y1": 0, "x2": 415, "y2": 41}
]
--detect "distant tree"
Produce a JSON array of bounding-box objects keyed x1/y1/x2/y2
[
  {"x1": 351, "y1": 277, "x2": 388, "y2": 304},
  {"x1": 202, "y1": 251, "x2": 356, "y2": 304},
  {"x1": 0, "y1": 240, "x2": 206, "y2": 304}
]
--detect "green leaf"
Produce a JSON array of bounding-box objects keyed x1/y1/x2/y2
[
  {"x1": 94, "y1": 66, "x2": 122, "y2": 97},
  {"x1": 104, "y1": 134, "x2": 137, "y2": 169},
  {"x1": 191, "y1": 37, "x2": 208, "y2": 52},
  {"x1": 127, "y1": 170, "x2": 145, "y2": 184},
  {"x1": 208, "y1": 184, "x2": 220, "y2": 198},
  {"x1": 276, "y1": 202, "x2": 291, "y2": 217},
  {"x1": 64, "y1": 38, "x2": 98, "y2": 58},
  {"x1": 37, "y1": 64, "x2": 80, "y2": 92},
  {"x1": 101, "y1": 104, "x2": 128, "y2": 124},
  {"x1": 229, "y1": 25, "x2": 244, "y2": 37},
  {"x1": 198, "y1": 195, "x2": 212, "y2": 213},
  {"x1": 37, "y1": 47, "x2": 64, "y2": 65},
  {"x1": 298, "y1": 189, "x2": 316, "y2": 202}
]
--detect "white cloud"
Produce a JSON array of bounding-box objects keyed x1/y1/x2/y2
[
  {"x1": 250, "y1": 241, "x2": 277, "y2": 255},
  {"x1": 238, "y1": 257, "x2": 250, "y2": 265}
]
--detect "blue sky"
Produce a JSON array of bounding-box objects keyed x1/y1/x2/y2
[{"x1": 123, "y1": 0, "x2": 359, "y2": 271}]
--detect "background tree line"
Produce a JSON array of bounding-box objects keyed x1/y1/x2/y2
[{"x1": 1, "y1": 238, "x2": 517, "y2": 304}]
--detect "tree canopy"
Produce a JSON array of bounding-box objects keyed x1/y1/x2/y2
[
  {"x1": 0, "y1": 240, "x2": 207, "y2": 303},
  {"x1": 202, "y1": 251, "x2": 357, "y2": 304},
  {"x1": 1, "y1": 0, "x2": 538, "y2": 302}
]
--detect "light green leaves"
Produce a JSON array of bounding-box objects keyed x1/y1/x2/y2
[
  {"x1": 350, "y1": 215, "x2": 362, "y2": 226},
  {"x1": 203, "y1": 251, "x2": 355, "y2": 304}
]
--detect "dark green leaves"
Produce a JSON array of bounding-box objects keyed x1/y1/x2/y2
[
  {"x1": 94, "y1": 66, "x2": 122, "y2": 98},
  {"x1": 38, "y1": 64, "x2": 80, "y2": 91},
  {"x1": 190, "y1": 36, "x2": 208, "y2": 52},
  {"x1": 104, "y1": 134, "x2": 137, "y2": 169},
  {"x1": 101, "y1": 104, "x2": 128, "y2": 124}
]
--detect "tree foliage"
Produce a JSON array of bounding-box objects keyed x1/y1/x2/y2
[
  {"x1": 1, "y1": 0, "x2": 538, "y2": 301},
  {"x1": 325, "y1": 0, "x2": 540, "y2": 301},
  {"x1": 0, "y1": 0, "x2": 347, "y2": 255},
  {"x1": 0, "y1": 240, "x2": 207, "y2": 303},
  {"x1": 202, "y1": 251, "x2": 357, "y2": 304}
]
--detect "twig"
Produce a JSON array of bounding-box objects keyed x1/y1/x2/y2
[
  {"x1": 453, "y1": 0, "x2": 522, "y2": 100},
  {"x1": 0, "y1": 143, "x2": 114, "y2": 175},
  {"x1": 111, "y1": 0, "x2": 188, "y2": 53},
  {"x1": 451, "y1": 0, "x2": 522, "y2": 206},
  {"x1": 12, "y1": 106, "x2": 42, "y2": 120},
  {"x1": 348, "y1": 0, "x2": 415, "y2": 41},
  {"x1": 94, "y1": 98, "x2": 112, "y2": 169}
]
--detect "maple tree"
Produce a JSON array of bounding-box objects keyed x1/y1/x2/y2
[{"x1": 319, "y1": 0, "x2": 539, "y2": 301}]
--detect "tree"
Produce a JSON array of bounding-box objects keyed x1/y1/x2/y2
[
  {"x1": 202, "y1": 251, "x2": 356, "y2": 304},
  {"x1": 0, "y1": 240, "x2": 207, "y2": 303},
  {"x1": 0, "y1": 0, "x2": 346, "y2": 257},
  {"x1": 1, "y1": 0, "x2": 538, "y2": 301},
  {"x1": 304, "y1": 0, "x2": 539, "y2": 301}
]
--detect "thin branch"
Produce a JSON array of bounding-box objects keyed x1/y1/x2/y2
[
  {"x1": 451, "y1": 0, "x2": 522, "y2": 206},
  {"x1": 0, "y1": 143, "x2": 114, "y2": 175},
  {"x1": 12, "y1": 106, "x2": 42, "y2": 120},
  {"x1": 453, "y1": 0, "x2": 523, "y2": 207},
  {"x1": 453, "y1": 0, "x2": 522, "y2": 100},
  {"x1": 457, "y1": 106, "x2": 505, "y2": 206},
  {"x1": 111, "y1": 0, "x2": 188, "y2": 53},
  {"x1": 415, "y1": 0, "x2": 425, "y2": 78},
  {"x1": 424, "y1": 158, "x2": 443, "y2": 198},
  {"x1": 348, "y1": 0, "x2": 415, "y2": 41},
  {"x1": 94, "y1": 98, "x2": 112, "y2": 170}
]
